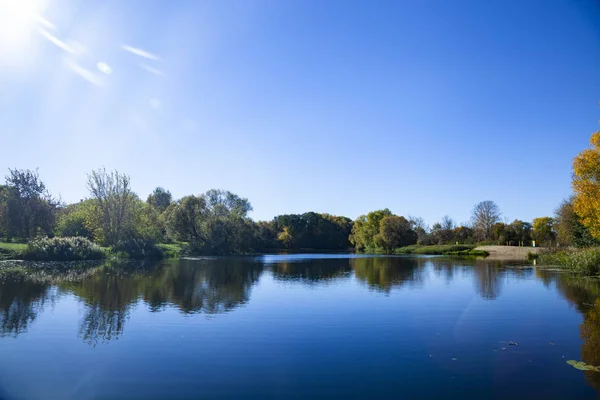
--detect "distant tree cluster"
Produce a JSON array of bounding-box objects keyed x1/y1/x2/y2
[{"x1": 4, "y1": 162, "x2": 592, "y2": 255}]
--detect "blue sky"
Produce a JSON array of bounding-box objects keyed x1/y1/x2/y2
[{"x1": 1, "y1": 0, "x2": 599, "y2": 226}]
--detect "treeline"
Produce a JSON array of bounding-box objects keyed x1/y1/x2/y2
[
  {"x1": 0, "y1": 168, "x2": 355, "y2": 256},
  {"x1": 0, "y1": 166, "x2": 577, "y2": 258}
]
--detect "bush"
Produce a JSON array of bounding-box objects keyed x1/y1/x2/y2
[
  {"x1": 23, "y1": 237, "x2": 106, "y2": 261},
  {"x1": 112, "y1": 238, "x2": 163, "y2": 259},
  {"x1": 538, "y1": 247, "x2": 600, "y2": 276}
]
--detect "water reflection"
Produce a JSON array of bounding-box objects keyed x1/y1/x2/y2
[
  {"x1": 0, "y1": 273, "x2": 50, "y2": 337},
  {"x1": 352, "y1": 257, "x2": 426, "y2": 292},
  {"x1": 270, "y1": 258, "x2": 352, "y2": 284},
  {"x1": 0, "y1": 259, "x2": 264, "y2": 344},
  {"x1": 2, "y1": 254, "x2": 600, "y2": 368}
]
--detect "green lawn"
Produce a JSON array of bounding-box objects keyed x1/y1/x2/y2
[
  {"x1": 0, "y1": 242, "x2": 27, "y2": 252},
  {"x1": 0, "y1": 241, "x2": 27, "y2": 260}
]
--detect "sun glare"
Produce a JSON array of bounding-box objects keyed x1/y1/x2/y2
[{"x1": 0, "y1": 0, "x2": 45, "y2": 63}]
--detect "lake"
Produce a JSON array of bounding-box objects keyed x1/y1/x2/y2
[{"x1": 1, "y1": 255, "x2": 600, "y2": 400}]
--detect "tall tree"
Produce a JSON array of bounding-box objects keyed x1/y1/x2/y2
[
  {"x1": 532, "y1": 217, "x2": 555, "y2": 246},
  {"x1": 471, "y1": 201, "x2": 501, "y2": 241},
  {"x1": 1, "y1": 168, "x2": 58, "y2": 239},
  {"x1": 349, "y1": 209, "x2": 393, "y2": 251},
  {"x1": 573, "y1": 132, "x2": 600, "y2": 240},
  {"x1": 554, "y1": 198, "x2": 597, "y2": 247},
  {"x1": 165, "y1": 190, "x2": 253, "y2": 254},
  {"x1": 147, "y1": 187, "x2": 172, "y2": 213},
  {"x1": 373, "y1": 215, "x2": 417, "y2": 253},
  {"x1": 86, "y1": 168, "x2": 136, "y2": 245}
]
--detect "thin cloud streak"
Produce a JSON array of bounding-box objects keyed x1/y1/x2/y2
[
  {"x1": 64, "y1": 59, "x2": 105, "y2": 86},
  {"x1": 140, "y1": 63, "x2": 165, "y2": 76},
  {"x1": 38, "y1": 28, "x2": 78, "y2": 54},
  {"x1": 35, "y1": 15, "x2": 56, "y2": 30},
  {"x1": 121, "y1": 45, "x2": 161, "y2": 61}
]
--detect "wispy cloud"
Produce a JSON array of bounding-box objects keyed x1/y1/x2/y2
[
  {"x1": 121, "y1": 45, "x2": 161, "y2": 61},
  {"x1": 38, "y1": 28, "x2": 78, "y2": 54},
  {"x1": 139, "y1": 63, "x2": 165, "y2": 76},
  {"x1": 35, "y1": 15, "x2": 56, "y2": 30},
  {"x1": 64, "y1": 59, "x2": 105, "y2": 86}
]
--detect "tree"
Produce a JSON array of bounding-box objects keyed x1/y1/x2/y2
[
  {"x1": 373, "y1": 216, "x2": 417, "y2": 253},
  {"x1": 555, "y1": 197, "x2": 597, "y2": 247},
  {"x1": 147, "y1": 187, "x2": 172, "y2": 213},
  {"x1": 165, "y1": 190, "x2": 253, "y2": 254},
  {"x1": 471, "y1": 201, "x2": 501, "y2": 241},
  {"x1": 54, "y1": 201, "x2": 95, "y2": 240},
  {"x1": 453, "y1": 226, "x2": 474, "y2": 244},
  {"x1": 349, "y1": 209, "x2": 393, "y2": 251},
  {"x1": 573, "y1": 131, "x2": 600, "y2": 240},
  {"x1": 86, "y1": 168, "x2": 136, "y2": 245},
  {"x1": 532, "y1": 217, "x2": 555, "y2": 246},
  {"x1": 1, "y1": 168, "x2": 58, "y2": 239}
]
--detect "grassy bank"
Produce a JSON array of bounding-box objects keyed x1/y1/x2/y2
[
  {"x1": 0, "y1": 239, "x2": 187, "y2": 261},
  {"x1": 0, "y1": 242, "x2": 26, "y2": 260},
  {"x1": 537, "y1": 247, "x2": 600, "y2": 277},
  {"x1": 392, "y1": 244, "x2": 488, "y2": 257}
]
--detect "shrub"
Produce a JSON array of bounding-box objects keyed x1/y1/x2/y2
[
  {"x1": 23, "y1": 237, "x2": 106, "y2": 261},
  {"x1": 112, "y1": 238, "x2": 163, "y2": 259},
  {"x1": 538, "y1": 247, "x2": 600, "y2": 276}
]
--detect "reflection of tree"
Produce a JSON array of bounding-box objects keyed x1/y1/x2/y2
[
  {"x1": 548, "y1": 273, "x2": 600, "y2": 390},
  {"x1": 65, "y1": 264, "x2": 145, "y2": 345},
  {"x1": 581, "y1": 299, "x2": 600, "y2": 390},
  {"x1": 472, "y1": 261, "x2": 505, "y2": 300},
  {"x1": 140, "y1": 259, "x2": 263, "y2": 314},
  {"x1": 0, "y1": 273, "x2": 50, "y2": 337},
  {"x1": 54, "y1": 259, "x2": 264, "y2": 344},
  {"x1": 352, "y1": 257, "x2": 424, "y2": 292},
  {"x1": 270, "y1": 259, "x2": 352, "y2": 284}
]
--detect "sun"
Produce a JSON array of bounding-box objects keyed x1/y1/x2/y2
[{"x1": 0, "y1": 0, "x2": 46, "y2": 63}]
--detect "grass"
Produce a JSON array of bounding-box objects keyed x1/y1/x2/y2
[
  {"x1": 0, "y1": 241, "x2": 26, "y2": 260},
  {"x1": 538, "y1": 247, "x2": 600, "y2": 277},
  {"x1": 393, "y1": 244, "x2": 484, "y2": 256}
]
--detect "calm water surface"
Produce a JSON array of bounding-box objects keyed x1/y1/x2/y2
[{"x1": 1, "y1": 255, "x2": 600, "y2": 400}]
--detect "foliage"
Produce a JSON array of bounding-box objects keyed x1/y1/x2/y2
[
  {"x1": 86, "y1": 168, "x2": 137, "y2": 246},
  {"x1": 538, "y1": 247, "x2": 600, "y2": 276},
  {"x1": 112, "y1": 238, "x2": 163, "y2": 259},
  {"x1": 54, "y1": 201, "x2": 95, "y2": 240},
  {"x1": 147, "y1": 187, "x2": 172, "y2": 213},
  {"x1": 0, "y1": 169, "x2": 58, "y2": 239},
  {"x1": 373, "y1": 215, "x2": 417, "y2": 253},
  {"x1": 164, "y1": 190, "x2": 254, "y2": 255},
  {"x1": 573, "y1": 131, "x2": 600, "y2": 240},
  {"x1": 554, "y1": 198, "x2": 597, "y2": 248},
  {"x1": 532, "y1": 217, "x2": 555, "y2": 246},
  {"x1": 23, "y1": 237, "x2": 106, "y2": 261},
  {"x1": 0, "y1": 241, "x2": 26, "y2": 260},
  {"x1": 271, "y1": 212, "x2": 353, "y2": 250},
  {"x1": 350, "y1": 209, "x2": 393, "y2": 251},
  {"x1": 471, "y1": 200, "x2": 501, "y2": 241}
]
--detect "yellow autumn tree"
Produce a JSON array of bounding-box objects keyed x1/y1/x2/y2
[{"x1": 573, "y1": 131, "x2": 600, "y2": 239}]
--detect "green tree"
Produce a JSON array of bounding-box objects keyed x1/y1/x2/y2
[
  {"x1": 147, "y1": 187, "x2": 172, "y2": 213},
  {"x1": 349, "y1": 209, "x2": 393, "y2": 251},
  {"x1": 86, "y1": 168, "x2": 137, "y2": 246},
  {"x1": 373, "y1": 215, "x2": 417, "y2": 253},
  {"x1": 165, "y1": 190, "x2": 253, "y2": 254},
  {"x1": 554, "y1": 198, "x2": 597, "y2": 247},
  {"x1": 55, "y1": 201, "x2": 95, "y2": 240},
  {"x1": 1, "y1": 168, "x2": 58, "y2": 239}
]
